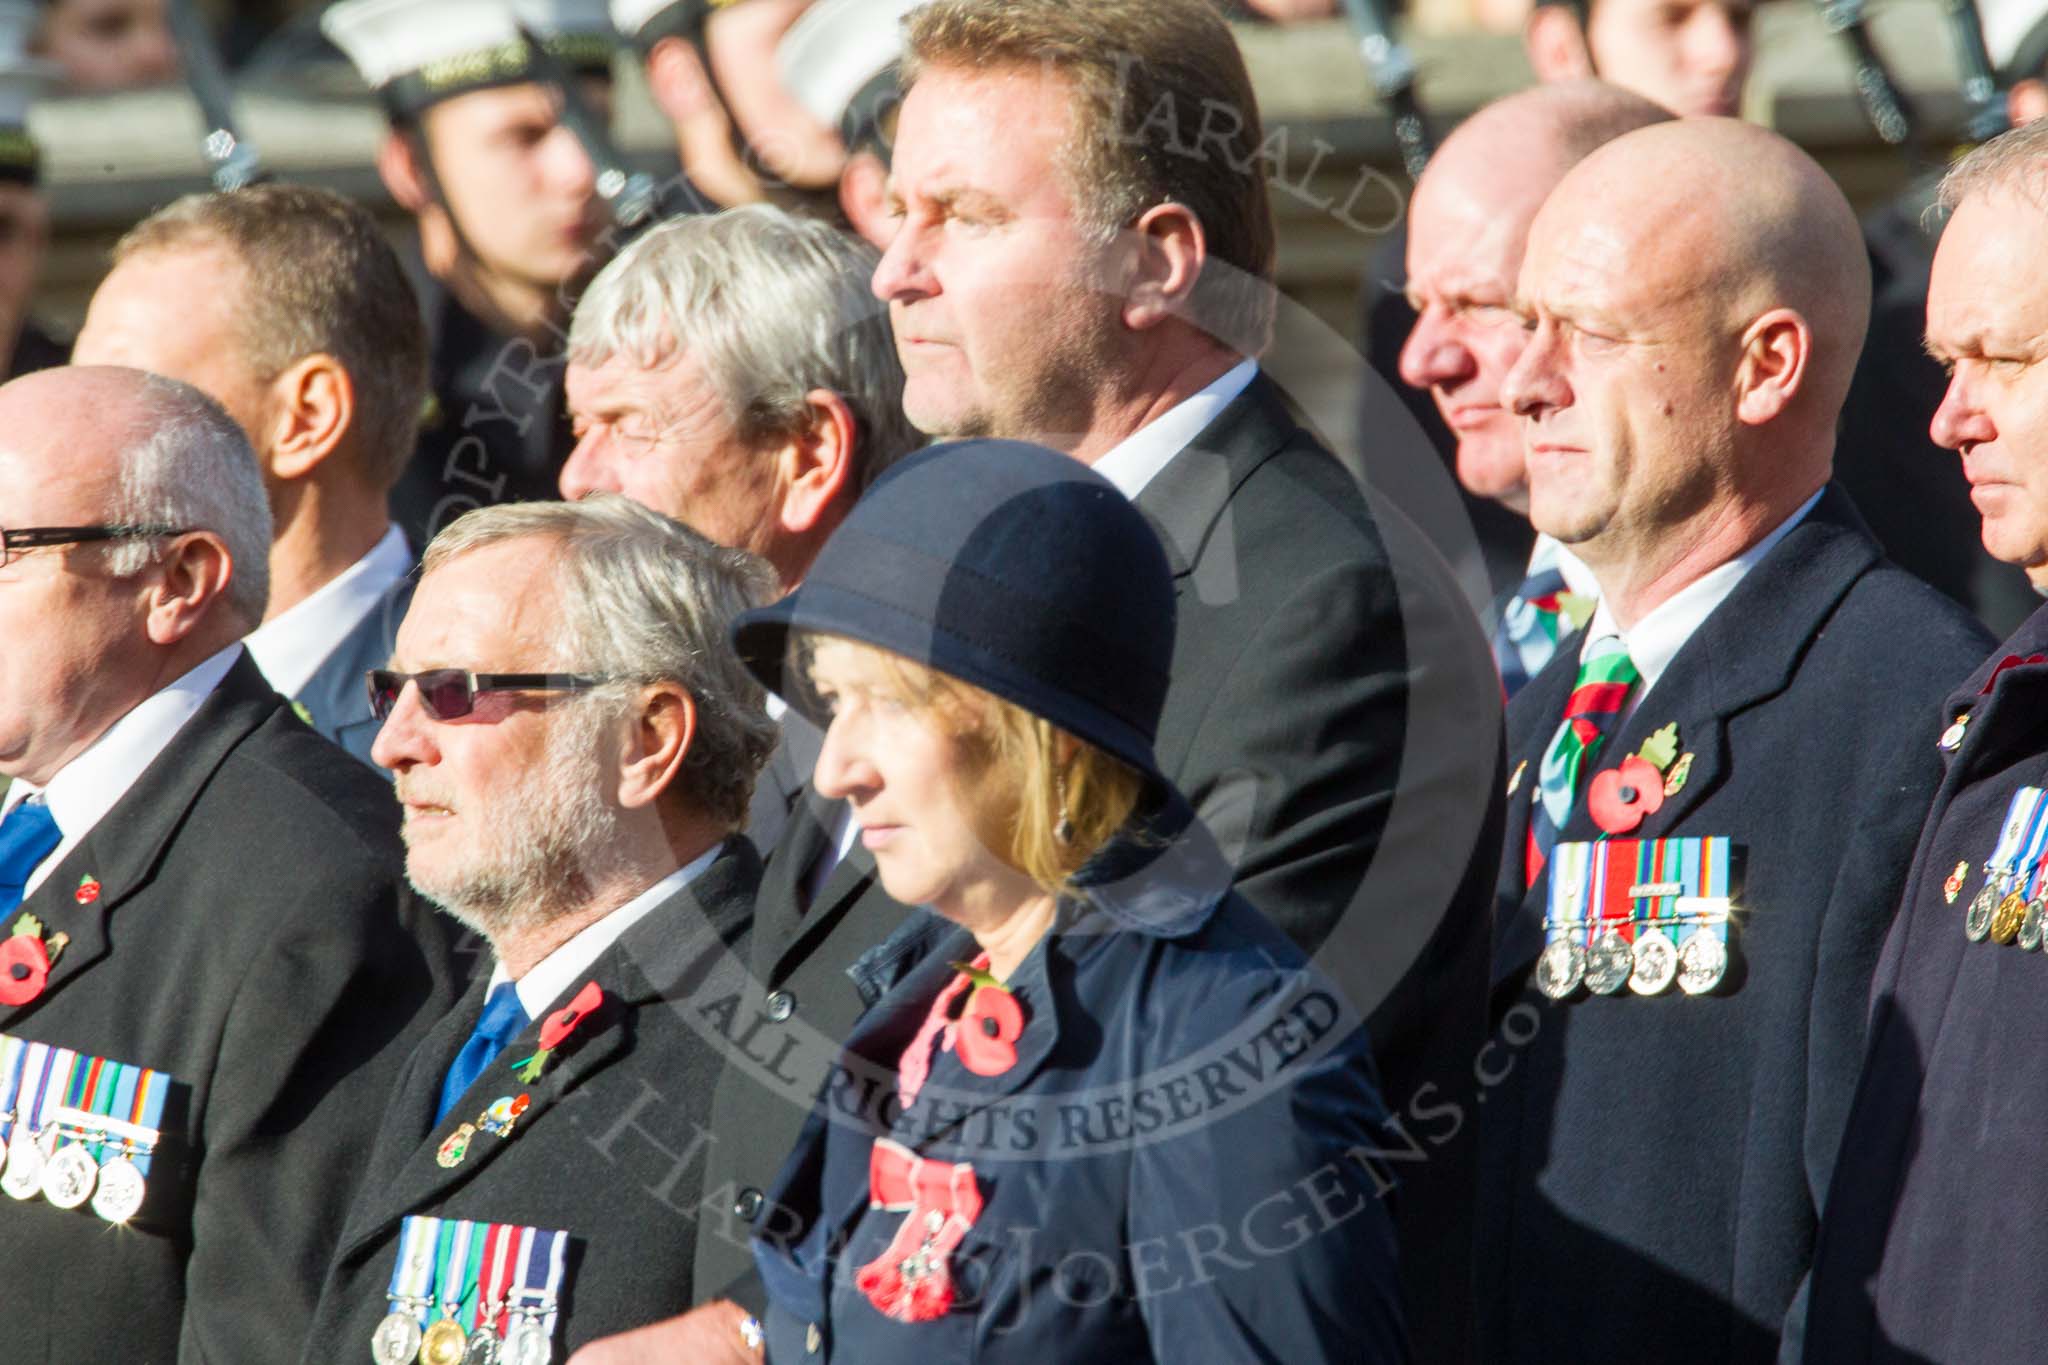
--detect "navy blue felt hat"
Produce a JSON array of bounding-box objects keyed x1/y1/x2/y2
[{"x1": 730, "y1": 439, "x2": 1178, "y2": 782}]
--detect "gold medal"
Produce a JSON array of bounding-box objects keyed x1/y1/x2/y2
[
  {"x1": 421, "y1": 1317, "x2": 469, "y2": 1365},
  {"x1": 1992, "y1": 891, "x2": 2029, "y2": 945}
]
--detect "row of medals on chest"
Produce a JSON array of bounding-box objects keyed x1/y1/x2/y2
[
  {"x1": 0, "y1": 1103, "x2": 152, "y2": 1223},
  {"x1": 374, "y1": 1222, "x2": 558, "y2": 1365},
  {"x1": 1964, "y1": 867, "x2": 2048, "y2": 949},
  {"x1": 1537, "y1": 900, "x2": 1733, "y2": 1000},
  {"x1": 376, "y1": 1295, "x2": 554, "y2": 1365}
]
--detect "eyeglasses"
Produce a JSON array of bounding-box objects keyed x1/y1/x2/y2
[
  {"x1": 365, "y1": 669, "x2": 609, "y2": 722},
  {"x1": 0, "y1": 525, "x2": 192, "y2": 569}
]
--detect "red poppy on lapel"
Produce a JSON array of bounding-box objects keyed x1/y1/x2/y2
[
  {"x1": 1589, "y1": 756, "x2": 1667, "y2": 835},
  {"x1": 0, "y1": 934, "x2": 50, "y2": 1005},
  {"x1": 954, "y1": 986, "x2": 1026, "y2": 1077}
]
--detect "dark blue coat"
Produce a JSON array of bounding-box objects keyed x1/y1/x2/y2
[
  {"x1": 1479, "y1": 488, "x2": 1990, "y2": 1365},
  {"x1": 751, "y1": 837, "x2": 1405, "y2": 1365},
  {"x1": 1803, "y1": 603, "x2": 2048, "y2": 1363}
]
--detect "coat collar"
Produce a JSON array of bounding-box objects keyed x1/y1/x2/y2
[
  {"x1": 1132, "y1": 371, "x2": 1298, "y2": 579},
  {"x1": 1495, "y1": 486, "x2": 1881, "y2": 988},
  {"x1": 760, "y1": 790, "x2": 881, "y2": 989},
  {"x1": 1, "y1": 655, "x2": 280, "y2": 1025},
  {"x1": 335, "y1": 840, "x2": 759, "y2": 1261}
]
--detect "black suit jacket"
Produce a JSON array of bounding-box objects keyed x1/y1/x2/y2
[
  {"x1": 744, "y1": 712, "x2": 820, "y2": 859},
  {"x1": 293, "y1": 571, "x2": 416, "y2": 773},
  {"x1": 1802, "y1": 605, "x2": 2048, "y2": 1364},
  {"x1": 299, "y1": 842, "x2": 759, "y2": 1364},
  {"x1": 0, "y1": 652, "x2": 465, "y2": 1363},
  {"x1": 695, "y1": 374, "x2": 1504, "y2": 1365},
  {"x1": 1477, "y1": 488, "x2": 1990, "y2": 1365}
]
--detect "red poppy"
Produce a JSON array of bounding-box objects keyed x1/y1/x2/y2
[
  {"x1": 0, "y1": 935, "x2": 50, "y2": 1006},
  {"x1": 1588, "y1": 756, "x2": 1667, "y2": 835},
  {"x1": 1982, "y1": 654, "x2": 2048, "y2": 694},
  {"x1": 953, "y1": 986, "x2": 1026, "y2": 1076},
  {"x1": 74, "y1": 877, "x2": 100, "y2": 905},
  {"x1": 540, "y1": 981, "x2": 603, "y2": 1050}
]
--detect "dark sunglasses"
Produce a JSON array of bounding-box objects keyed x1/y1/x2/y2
[{"x1": 365, "y1": 669, "x2": 608, "y2": 722}]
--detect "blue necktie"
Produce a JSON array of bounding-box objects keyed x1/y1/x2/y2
[
  {"x1": 435, "y1": 982, "x2": 528, "y2": 1124},
  {"x1": 0, "y1": 799, "x2": 62, "y2": 919}
]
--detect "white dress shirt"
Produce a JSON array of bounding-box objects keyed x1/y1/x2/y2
[
  {"x1": 1579, "y1": 488, "x2": 1825, "y2": 708},
  {"x1": 1091, "y1": 358, "x2": 1260, "y2": 500},
  {"x1": 488, "y1": 842, "x2": 722, "y2": 1020},
  {"x1": 1, "y1": 643, "x2": 244, "y2": 896},
  {"x1": 245, "y1": 525, "x2": 411, "y2": 697}
]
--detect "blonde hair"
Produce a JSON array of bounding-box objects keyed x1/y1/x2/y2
[{"x1": 800, "y1": 634, "x2": 1147, "y2": 896}]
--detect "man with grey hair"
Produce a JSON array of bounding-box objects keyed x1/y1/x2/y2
[
  {"x1": 299, "y1": 494, "x2": 776, "y2": 1362},
  {"x1": 74, "y1": 183, "x2": 431, "y2": 770},
  {"x1": 1804, "y1": 116, "x2": 2048, "y2": 1362},
  {"x1": 562, "y1": 201, "x2": 918, "y2": 846},
  {"x1": 0, "y1": 365, "x2": 462, "y2": 1359}
]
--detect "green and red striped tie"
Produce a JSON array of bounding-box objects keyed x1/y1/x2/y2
[{"x1": 1526, "y1": 636, "x2": 1640, "y2": 888}]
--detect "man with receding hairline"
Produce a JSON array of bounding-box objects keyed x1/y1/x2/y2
[
  {"x1": 1480, "y1": 119, "x2": 1990, "y2": 1364},
  {"x1": 1399, "y1": 80, "x2": 1671, "y2": 694}
]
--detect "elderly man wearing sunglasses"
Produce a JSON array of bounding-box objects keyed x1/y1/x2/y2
[
  {"x1": 0, "y1": 365, "x2": 466, "y2": 1360},
  {"x1": 297, "y1": 494, "x2": 782, "y2": 1364}
]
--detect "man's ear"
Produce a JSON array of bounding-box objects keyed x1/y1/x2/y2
[
  {"x1": 774, "y1": 390, "x2": 859, "y2": 539},
  {"x1": 619, "y1": 683, "x2": 696, "y2": 810},
  {"x1": 143, "y1": 531, "x2": 237, "y2": 643},
  {"x1": 1526, "y1": 5, "x2": 1595, "y2": 82},
  {"x1": 1733, "y1": 307, "x2": 1811, "y2": 427},
  {"x1": 1122, "y1": 202, "x2": 1206, "y2": 333},
  {"x1": 377, "y1": 129, "x2": 433, "y2": 214},
  {"x1": 265, "y1": 354, "x2": 356, "y2": 483}
]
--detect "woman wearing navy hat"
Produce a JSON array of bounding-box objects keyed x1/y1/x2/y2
[{"x1": 729, "y1": 439, "x2": 1406, "y2": 1363}]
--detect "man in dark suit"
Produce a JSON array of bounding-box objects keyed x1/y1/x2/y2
[
  {"x1": 73, "y1": 183, "x2": 431, "y2": 771},
  {"x1": 578, "y1": 3, "x2": 1501, "y2": 1361},
  {"x1": 301, "y1": 495, "x2": 777, "y2": 1364},
  {"x1": 558, "y1": 203, "x2": 923, "y2": 851},
  {"x1": 1478, "y1": 121, "x2": 1992, "y2": 1365},
  {"x1": 1803, "y1": 116, "x2": 2048, "y2": 1364},
  {"x1": 0, "y1": 365, "x2": 463, "y2": 1361}
]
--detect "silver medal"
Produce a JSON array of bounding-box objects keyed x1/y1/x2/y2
[
  {"x1": 503, "y1": 1318, "x2": 552, "y2": 1365},
  {"x1": 41, "y1": 1143, "x2": 98, "y2": 1209},
  {"x1": 1584, "y1": 929, "x2": 1632, "y2": 995},
  {"x1": 1535, "y1": 938, "x2": 1586, "y2": 1000},
  {"x1": 1628, "y1": 928, "x2": 1679, "y2": 995},
  {"x1": 463, "y1": 1329, "x2": 502, "y2": 1364},
  {"x1": 91, "y1": 1156, "x2": 147, "y2": 1224},
  {"x1": 371, "y1": 1311, "x2": 423, "y2": 1365},
  {"x1": 1677, "y1": 933, "x2": 1729, "y2": 995},
  {"x1": 1, "y1": 1128, "x2": 44, "y2": 1200},
  {"x1": 1967, "y1": 884, "x2": 1998, "y2": 941},
  {"x1": 2022, "y1": 900, "x2": 2045, "y2": 952}
]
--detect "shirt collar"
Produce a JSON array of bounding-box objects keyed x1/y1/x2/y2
[
  {"x1": 244, "y1": 525, "x2": 412, "y2": 697},
  {"x1": 1091, "y1": 358, "x2": 1259, "y2": 500},
  {"x1": 3, "y1": 643, "x2": 244, "y2": 876},
  {"x1": 488, "y1": 841, "x2": 723, "y2": 1019},
  {"x1": 1528, "y1": 534, "x2": 1599, "y2": 600},
  {"x1": 1579, "y1": 488, "x2": 1823, "y2": 696}
]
